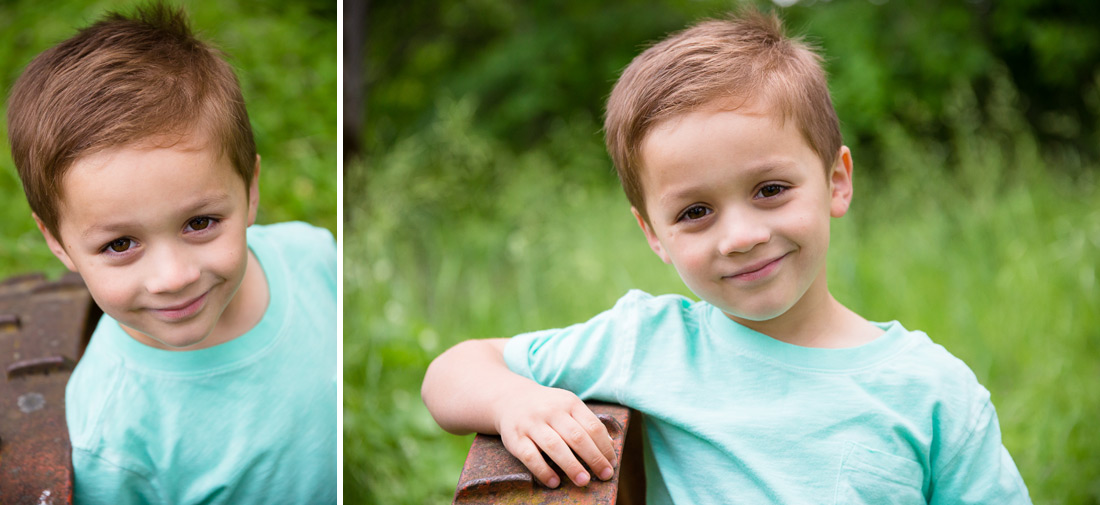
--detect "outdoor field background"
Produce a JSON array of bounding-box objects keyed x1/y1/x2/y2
[
  {"x1": 350, "y1": 1, "x2": 1099, "y2": 504},
  {"x1": 0, "y1": 0, "x2": 337, "y2": 280}
]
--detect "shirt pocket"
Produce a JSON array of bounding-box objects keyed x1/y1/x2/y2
[{"x1": 834, "y1": 441, "x2": 926, "y2": 505}]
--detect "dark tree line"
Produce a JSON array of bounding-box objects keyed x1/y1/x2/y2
[{"x1": 357, "y1": 0, "x2": 1100, "y2": 176}]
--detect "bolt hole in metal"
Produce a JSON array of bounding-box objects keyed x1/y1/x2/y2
[{"x1": 18, "y1": 392, "x2": 46, "y2": 413}]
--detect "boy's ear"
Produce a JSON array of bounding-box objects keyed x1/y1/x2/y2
[
  {"x1": 829, "y1": 146, "x2": 854, "y2": 218},
  {"x1": 33, "y1": 213, "x2": 77, "y2": 272},
  {"x1": 247, "y1": 154, "x2": 261, "y2": 226},
  {"x1": 632, "y1": 206, "x2": 671, "y2": 264}
]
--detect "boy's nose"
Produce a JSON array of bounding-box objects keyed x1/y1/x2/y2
[
  {"x1": 716, "y1": 212, "x2": 770, "y2": 255},
  {"x1": 145, "y1": 246, "x2": 201, "y2": 294}
]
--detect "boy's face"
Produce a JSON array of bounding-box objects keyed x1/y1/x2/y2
[
  {"x1": 38, "y1": 132, "x2": 260, "y2": 350},
  {"x1": 633, "y1": 103, "x2": 853, "y2": 328}
]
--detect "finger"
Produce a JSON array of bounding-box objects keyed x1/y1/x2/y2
[
  {"x1": 570, "y1": 406, "x2": 616, "y2": 481},
  {"x1": 503, "y1": 434, "x2": 561, "y2": 488},
  {"x1": 552, "y1": 414, "x2": 613, "y2": 483},
  {"x1": 570, "y1": 404, "x2": 616, "y2": 465},
  {"x1": 531, "y1": 425, "x2": 591, "y2": 487}
]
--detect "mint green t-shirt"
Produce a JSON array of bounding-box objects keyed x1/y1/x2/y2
[
  {"x1": 503, "y1": 290, "x2": 1030, "y2": 504},
  {"x1": 66, "y1": 222, "x2": 337, "y2": 504}
]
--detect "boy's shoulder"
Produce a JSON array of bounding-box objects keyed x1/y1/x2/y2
[
  {"x1": 582, "y1": 289, "x2": 714, "y2": 343},
  {"x1": 247, "y1": 221, "x2": 336, "y2": 285},
  {"x1": 247, "y1": 221, "x2": 335, "y2": 255},
  {"x1": 884, "y1": 324, "x2": 993, "y2": 404},
  {"x1": 65, "y1": 327, "x2": 127, "y2": 449},
  {"x1": 881, "y1": 324, "x2": 982, "y2": 376}
]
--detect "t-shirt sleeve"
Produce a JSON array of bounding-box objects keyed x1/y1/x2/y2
[
  {"x1": 73, "y1": 449, "x2": 162, "y2": 505},
  {"x1": 502, "y1": 290, "x2": 676, "y2": 404},
  {"x1": 929, "y1": 399, "x2": 1032, "y2": 504},
  {"x1": 272, "y1": 221, "x2": 336, "y2": 288}
]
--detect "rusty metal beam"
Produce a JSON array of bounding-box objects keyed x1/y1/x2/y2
[
  {"x1": 453, "y1": 402, "x2": 645, "y2": 505},
  {"x1": 1, "y1": 272, "x2": 100, "y2": 505}
]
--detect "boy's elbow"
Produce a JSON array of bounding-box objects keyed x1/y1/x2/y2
[
  {"x1": 420, "y1": 340, "x2": 472, "y2": 425},
  {"x1": 421, "y1": 358, "x2": 473, "y2": 436},
  {"x1": 420, "y1": 353, "x2": 445, "y2": 411},
  {"x1": 420, "y1": 338, "x2": 508, "y2": 434}
]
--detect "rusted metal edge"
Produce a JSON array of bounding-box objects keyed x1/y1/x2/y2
[
  {"x1": 32, "y1": 280, "x2": 85, "y2": 295},
  {"x1": 458, "y1": 473, "x2": 535, "y2": 493},
  {"x1": 0, "y1": 272, "x2": 46, "y2": 289},
  {"x1": 7, "y1": 355, "x2": 77, "y2": 379},
  {"x1": 0, "y1": 271, "x2": 94, "y2": 505},
  {"x1": 453, "y1": 402, "x2": 635, "y2": 505}
]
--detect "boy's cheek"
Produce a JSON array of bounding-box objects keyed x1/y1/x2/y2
[
  {"x1": 213, "y1": 227, "x2": 250, "y2": 275},
  {"x1": 83, "y1": 278, "x2": 136, "y2": 322}
]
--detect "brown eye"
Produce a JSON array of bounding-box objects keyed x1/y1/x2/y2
[
  {"x1": 189, "y1": 217, "x2": 211, "y2": 230},
  {"x1": 107, "y1": 239, "x2": 131, "y2": 253},
  {"x1": 681, "y1": 205, "x2": 710, "y2": 221},
  {"x1": 759, "y1": 185, "x2": 784, "y2": 198}
]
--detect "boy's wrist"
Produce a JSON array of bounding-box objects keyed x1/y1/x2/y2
[{"x1": 489, "y1": 378, "x2": 537, "y2": 434}]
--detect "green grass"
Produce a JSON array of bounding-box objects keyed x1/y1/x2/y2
[
  {"x1": 345, "y1": 96, "x2": 1100, "y2": 504},
  {"x1": 0, "y1": 0, "x2": 336, "y2": 280}
]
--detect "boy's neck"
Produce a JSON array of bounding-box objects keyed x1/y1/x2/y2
[{"x1": 726, "y1": 278, "x2": 882, "y2": 349}]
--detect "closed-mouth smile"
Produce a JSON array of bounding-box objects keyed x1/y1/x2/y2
[
  {"x1": 725, "y1": 253, "x2": 790, "y2": 282},
  {"x1": 150, "y1": 291, "x2": 209, "y2": 321}
]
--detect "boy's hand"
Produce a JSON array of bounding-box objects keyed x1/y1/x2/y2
[
  {"x1": 493, "y1": 385, "x2": 617, "y2": 488},
  {"x1": 421, "y1": 338, "x2": 616, "y2": 488}
]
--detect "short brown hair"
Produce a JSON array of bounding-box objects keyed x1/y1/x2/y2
[
  {"x1": 604, "y1": 9, "x2": 842, "y2": 222},
  {"x1": 7, "y1": 3, "x2": 256, "y2": 240}
]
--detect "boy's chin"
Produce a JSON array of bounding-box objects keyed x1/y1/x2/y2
[
  {"x1": 721, "y1": 310, "x2": 784, "y2": 325},
  {"x1": 121, "y1": 322, "x2": 216, "y2": 351},
  {"x1": 712, "y1": 300, "x2": 792, "y2": 325},
  {"x1": 687, "y1": 285, "x2": 791, "y2": 322}
]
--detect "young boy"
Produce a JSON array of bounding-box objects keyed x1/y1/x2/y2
[
  {"x1": 6, "y1": 5, "x2": 336, "y2": 503},
  {"x1": 422, "y1": 10, "x2": 1030, "y2": 504}
]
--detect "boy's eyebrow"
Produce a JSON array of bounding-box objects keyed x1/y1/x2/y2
[
  {"x1": 178, "y1": 192, "x2": 235, "y2": 213},
  {"x1": 739, "y1": 160, "x2": 797, "y2": 177},
  {"x1": 81, "y1": 221, "x2": 141, "y2": 239},
  {"x1": 658, "y1": 160, "x2": 796, "y2": 203},
  {"x1": 78, "y1": 192, "x2": 234, "y2": 239}
]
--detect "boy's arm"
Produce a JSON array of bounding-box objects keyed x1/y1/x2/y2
[{"x1": 422, "y1": 338, "x2": 616, "y2": 488}]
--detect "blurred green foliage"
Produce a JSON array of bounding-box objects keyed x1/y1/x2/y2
[
  {"x1": 0, "y1": 0, "x2": 336, "y2": 279},
  {"x1": 350, "y1": 0, "x2": 1100, "y2": 504},
  {"x1": 366, "y1": 0, "x2": 1100, "y2": 168}
]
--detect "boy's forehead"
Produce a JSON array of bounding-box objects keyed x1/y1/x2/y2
[
  {"x1": 55, "y1": 149, "x2": 245, "y2": 239},
  {"x1": 57, "y1": 133, "x2": 232, "y2": 213},
  {"x1": 640, "y1": 99, "x2": 787, "y2": 164},
  {"x1": 66, "y1": 129, "x2": 222, "y2": 177}
]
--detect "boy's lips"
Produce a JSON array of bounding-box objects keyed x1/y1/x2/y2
[
  {"x1": 149, "y1": 291, "x2": 209, "y2": 321},
  {"x1": 725, "y1": 253, "x2": 789, "y2": 282}
]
